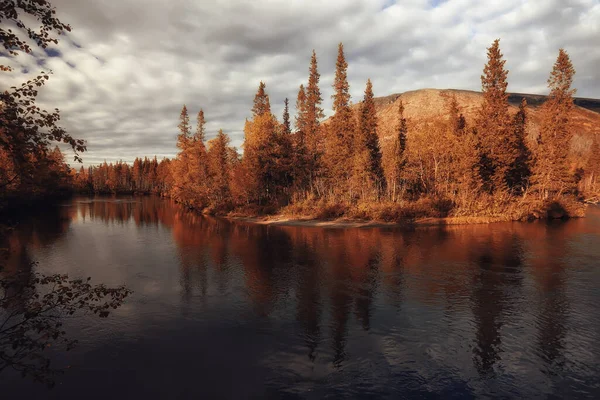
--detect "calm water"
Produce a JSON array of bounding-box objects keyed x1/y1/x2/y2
[{"x1": 1, "y1": 196, "x2": 600, "y2": 399}]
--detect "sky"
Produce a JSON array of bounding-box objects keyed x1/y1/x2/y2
[{"x1": 3, "y1": 0, "x2": 600, "y2": 166}]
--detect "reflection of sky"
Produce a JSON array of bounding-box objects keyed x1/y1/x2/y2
[{"x1": 5, "y1": 198, "x2": 600, "y2": 399}]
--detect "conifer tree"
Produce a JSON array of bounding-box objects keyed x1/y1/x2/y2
[
  {"x1": 476, "y1": 39, "x2": 514, "y2": 195},
  {"x1": 243, "y1": 82, "x2": 280, "y2": 204},
  {"x1": 282, "y1": 98, "x2": 291, "y2": 135},
  {"x1": 306, "y1": 50, "x2": 325, "y2": 146},
  {"x1": 447, "y1": 94, "x2": 466, "y2": 136},
  {"x1": 172, "y1": 105, "x2": 192, "y2": 204},
  {"x1": 207, "y1": 129, "x2": 232, "y2": 205},
  {"x1": 132, "y1": 158, "x2": 142, "y2": 190},
  {"x1": 445, "y1": 96, "x2": 480, "y2": 198},
  {"x1": 252, "y1": 81, "x2": 271, "y2": 117},
  {"x1": 507, "y1": 98, "x2": 531, "y2": 193},
  {"x1": 325, "y1": 42, "x2": 355, "y2": 197},
  {"x1": 274, "y1": 98, "x2": 294, "y2": 200},
  {"x1": 295, "y1": 84, "x2": 308, "y2": 135},
  {"x1": 293, "y1": 85, "x2": 310, "y2": 194},
  {"x1": 532, "y1": 49, "x2": 577, "y2": 197},
  {"x1": 354, "y1": 79, "x2": 385, "y2": 198},
  {"x1": 177, "y1": 105, "x2": 191, "y2": 150},
  {"x1": 182, "y1": 108, "x2": 209, "y2": 207},
  {"x1": 305, "y1": 50, "x2": 325, "y2": 188},
  {"x1": 388, "y1": 100, "x2": 408, "y2": 201},
  {"x1": 194, "y1": 109, "x2": 206, "y2": 142}
]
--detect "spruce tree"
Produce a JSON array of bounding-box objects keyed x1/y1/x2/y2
[
  {"x1": 282, "y1": 98, "x2": 291, "y2": 135},
  {"x1": 476, "y1": 39, "x2": 514, "y2": 195},
  {"x1": 243, "y1": 82, "x2": 279, "y2": 204},
  {"x1": 305, "y1": 50, "x2": 325, "y2": 178},
  {"x1": 325, "y1": 42, "x2": 355, "y2": 197},
  {"x1": 447, "y1": 94, "x2": 466, "y2": 136},
  {"x1": 295, "y1": 84, "x2": 308, "y2": 135},
  {"x1": 507, "y1": 98, "x2": 531, "y2": 193},
  {"x1": 194, "y1": 109, "x2": 206, "y2": 142},
  {"x1": 177, "y1": 105, "x2": 191, "y2": 150},
  {"x1": 389, "y1": 100, "x2": 408, "y2": 201},
  {"x1": 293, "y1": 85, "x2": 310, "y2": 194},
  {"x1": 252, "y1": 81, "x2": 271, "y2": 117},
  {"x1": 207, "y1": 129, "x2": 231, "y2": 205},
  {"x1": 276, "y1": 98, "x2": 294, "y2": 199},
  {"x1": 185, "y1": 108, "x2": 209, "y2": 207},
  {"x1": 355, "y1": 79, "x2": 385, "y2": 197},
  {"x1": 533, "y1": 49, "x2": 577, "y2": 197}
]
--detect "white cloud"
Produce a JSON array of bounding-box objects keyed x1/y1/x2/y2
[{"x1": 2, "y1": 0, "x2": 598, "y2": 165}]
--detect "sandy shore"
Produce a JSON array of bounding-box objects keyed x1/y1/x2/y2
[{"x1": 224, "y1": 214, "x2": 517, "y2": 229}]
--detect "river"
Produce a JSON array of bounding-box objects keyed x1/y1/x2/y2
[{"x1": 1, "y1": 195, "x2": 600, "y2": 399}]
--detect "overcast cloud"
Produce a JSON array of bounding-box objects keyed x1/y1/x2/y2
[{"x1": 3, "y1": 0, "x2": 599, "y2": 165}]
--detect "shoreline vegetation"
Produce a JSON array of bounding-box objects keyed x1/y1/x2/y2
[
  {"x1": 65, "y1": 41, "x2": 598, "y2": 226},
  {"x1": 233, "y1": 203, "x2": 589, "y2": 228}
]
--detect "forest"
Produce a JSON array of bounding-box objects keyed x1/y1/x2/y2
[
  {"x1": 1, "y1": 3, "x2": 599, "y2": 221},
  {"x1": 66, "y1": 41, "x2": 599, "y2": 222}
]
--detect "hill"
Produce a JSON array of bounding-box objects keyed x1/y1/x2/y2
[{"x1": 338, "y1": 89, "x2": 600, "y2": 164}]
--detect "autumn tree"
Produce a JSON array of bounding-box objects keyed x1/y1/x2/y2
[
  {"x1": 385, "y1": 100, "x2": 408, "y2": 201},
  {"x1": 282, "y1": 98, "x2": 291, "y2": 135},
  {"x1": 1, "y1": 3, "x2": 132, "y2": 387},
  {"x1": 171, "y1": 105, "x2": 211, "y2": 208},
  {"x1": 440, "y1": 94, "x2": 480, "y2": 204},
  {"x1": 171, "y1": 105, "x2": 191, "y2": 203},
  {"x1": 506, "y1": 98, "x2": 531, "y2": 193},
  {"x1": 181, "y1": 109, "x2": 210, "y2": 207},
  {"x1": 353, "y1": 79, "x2": 385, "y2": 199},
  {"x1": 0, "y1": 0, "x2": 85, "y2": 203},
  {"x1": 252, "y1": 81, "x2": 271, "y2": 116},
  {"x1": 0, "y1": 0, "x2": 72, "y2": 72},
  {"x1": 177, "y1": 105, "x2": 191, "y2": 150},
  {"x1": 305, "y1": 50, "x2": 325, "y2": 190},
  {"x1": 532, "y1": 49, "x2": 577, "y2": 198},
  {"x1": 325, "y1": 43, "x2": 355, "y2": 199},
  {"x1": 276, "y1": 99, "x2": 294, "y2": 200},
  {"x1": 207, "y1": 129, "x2": 232, "y2": 207},
  {"x1": 243, "y1": 82, "x2": 281, "y2": 204},
  {"x1": 447, "y1": 94, "x2": 466, "y2": 136},
  {"x1": 293, "y1": 85, "x2": 311, "y2": 195},
  {"x1": 156, "y1": 158, "x2": 173, "y2": 193},
  {"x1": 295, "y1": 85, "x2": 308, "y2": 135},
  {"x1": 132, "y1": 158, "x2": 143, "y2": 190},
  {"x1": 476, "y1": 39, "x2": 516, "y2": 195}
]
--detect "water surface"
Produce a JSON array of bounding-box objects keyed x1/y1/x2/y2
[{"x1": 1, "y1": 196, "x2": 600, "y2": 399}]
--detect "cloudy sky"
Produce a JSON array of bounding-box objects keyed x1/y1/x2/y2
[{"x1": 4, "y1": 0, "x2": 600, "y2": 165}]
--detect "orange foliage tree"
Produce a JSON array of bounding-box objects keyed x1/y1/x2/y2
[{"x1": 531, "y1": 49, "x2": 577, "y2": 198}]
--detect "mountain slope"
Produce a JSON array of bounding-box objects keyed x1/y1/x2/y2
[{"x1": 341, "y1": 88, "x2": 600, "y2": 164}]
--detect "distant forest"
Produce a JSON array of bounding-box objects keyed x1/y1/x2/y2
[{"x1": 1, "y1": 3, "x2": 599, "y2": 220}]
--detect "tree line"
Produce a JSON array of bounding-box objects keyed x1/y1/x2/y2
[
  {"x1": 72, "y1": 157, "x2": 172, "y2": 194},
  {"x1": 77, "y1": 40, "x2": 599, "y2": 219}
]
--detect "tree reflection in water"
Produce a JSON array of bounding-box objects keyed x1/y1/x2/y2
[{"x1": 3, "y1": 196, "x2": 599, "y2": 398}]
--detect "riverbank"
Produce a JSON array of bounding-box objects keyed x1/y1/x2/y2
[
  {"x1": 223, "y1": 197, "x2": 588, "y2": 228},
  {"x1": 74, "y1": 191, "x2": 590, "y2": 228},
  {"x1": 224, "y1": 214, "x2": 522, "y2": 228}
]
